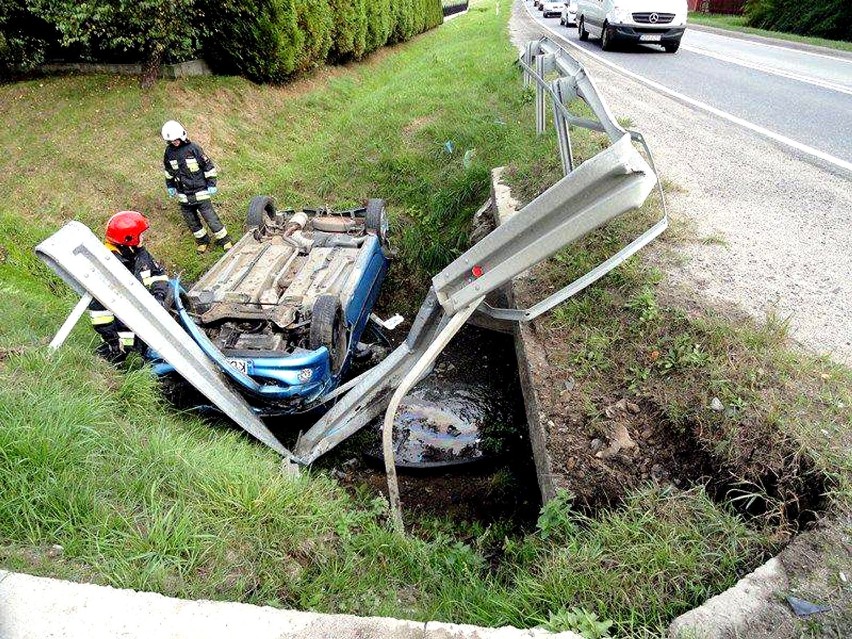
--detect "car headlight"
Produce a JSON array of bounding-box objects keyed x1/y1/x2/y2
[{"x1": 609, "y1": 8, "x2": 631, "y2": 23}]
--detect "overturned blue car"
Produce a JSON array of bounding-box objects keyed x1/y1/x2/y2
[{"x1": 152, "y1": 196, "x2": 390, "y2": 415}]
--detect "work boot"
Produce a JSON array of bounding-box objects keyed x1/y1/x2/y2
[
  {"x1": 218, "y1": 234, "x2": 233, "y2": 251},
  {"x1": 195, "y1": 236, "x2": 210, "y2": 254}
]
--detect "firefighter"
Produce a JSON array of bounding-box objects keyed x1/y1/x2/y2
[
  {"x1": 89, "y1": 211, "x2": 169, "y2": 363},
  {"x1": 161, "y1": 120, "x2": 233, "y2": 253}
]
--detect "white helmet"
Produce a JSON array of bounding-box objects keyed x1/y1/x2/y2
[{"x1": 161, "y1": 120, "x2": 187, "y2": 142}]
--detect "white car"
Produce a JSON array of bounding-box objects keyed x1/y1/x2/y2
[
  {"x1": 560, "y1": 1, "x2": 578, "y2": 26},
  {"x1": 576, "y1": 0, "x2": 688, "y2": 52},
  {"x1": 542, "y1": 1, "x2": 564, "y2": 17}
]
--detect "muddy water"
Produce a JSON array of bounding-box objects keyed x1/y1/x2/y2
[{"x1": 314, "y1": 324, "x2": 542, "y2": 531}]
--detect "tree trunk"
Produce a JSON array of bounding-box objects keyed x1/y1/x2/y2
[{"x1": 140, "y1": 46, "x2": 164, "y2": 89}]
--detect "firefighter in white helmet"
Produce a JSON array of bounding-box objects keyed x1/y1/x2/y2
[{"x1": 161, "y1": 120, "x2": 232, "y2": 253}]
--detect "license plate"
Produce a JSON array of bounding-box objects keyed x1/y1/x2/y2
[
  {"x1": 640, "y1": 34, "x2": 662, "y2": 42},
  {"x1": 227, "y1": 358, "x2": 248, "y2": 374}
]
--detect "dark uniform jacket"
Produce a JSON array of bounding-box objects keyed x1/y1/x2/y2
[
  {"x1": 163, "y1": 140, "x2": 218, "y2": 205},
  {"x1": 88, "y1": 243, "x2": 169, "y2": 351}
]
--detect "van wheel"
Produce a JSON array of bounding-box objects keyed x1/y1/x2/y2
[
  {"x1": 578, "y1": 16, "x2": 589, "y2": 41},
  {"x1": 601, "y1": 22, "x2": 614, "y2": 51},
  {"x1": 664, "y1": 41, "x2": 680, "y2": 53},
  {"x1": 246, "y1": 195, "x2": 276, "y2": 232},
  {"x1": 310, "y1": 295, "x2": 347, "y2": 374}
]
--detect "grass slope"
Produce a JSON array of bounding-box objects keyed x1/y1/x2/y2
[{"x1": 0, "y1": 0, "x2": 848, "y2": 636}]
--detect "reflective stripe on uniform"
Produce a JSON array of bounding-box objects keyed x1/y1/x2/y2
[
  {"x1": 195, "y1": 191, "x2": 210, "y2": 201},
  {"x1": 144, "y1": 274, "x2": 169, "y2": 286},
  {"x1": 177, "y1": 193, "x2": 189, "y2": 203},
  {"x1": 193, "y1": 228, "x2": 208, "y2": 239},
  {"x1": 203, "y1": 168, "x2": 217, "y2": 178},
  {"x1": 212, "y1": 227, "x2": 228, "y2": 240},
  {"x1": 164, "y1": 170, "x2": 173, "y2": 178},
  {"x1": 89, "y1": 309, "x2": 115, "y2": 325},
  {"x1": 140, "y1": 270, "x2": 151, "y2": 279},
  {"x1": 117, "y1": 331, "x2": 135, "y2": 347}
]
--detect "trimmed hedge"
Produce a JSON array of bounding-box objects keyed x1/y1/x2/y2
[
  {"x1": 294, "y1": 0, "x2": 333, "y2": 74},
  {"x1": 1, "y1": 0, "x2": 443, "y2": 82},
  {"x1": 199, "y1": 0, "x2": 301, "y2": 82},
  {"x1": 745, "y1": 0, "x2": 852, "y2": 41}
]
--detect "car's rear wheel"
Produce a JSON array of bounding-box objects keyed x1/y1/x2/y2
[
  {"x1": 246, "y1": 195, "x2": 276, "y2": 231},
  {"x1": 664, "y1": 40, "x2": 680, "y2": 53},
  {"x1": 310, "y1": 295, "x2": 347, "y2": 375},
  {"x1": 365, "y1": 198, "x2": 389, "y2": 246},
  {"x1": 578, "y1": 16, "x2": 589, "y2": 41}
]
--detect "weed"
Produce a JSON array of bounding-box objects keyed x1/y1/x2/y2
[{"x1": 543, "y1": 607, "x2": 613, "y2": 638}]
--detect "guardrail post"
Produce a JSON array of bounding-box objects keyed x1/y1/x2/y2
[
  {"x1": 534, "y1": 54, "x2": 554, "y2": 135},
  {"x1": 551, "y1": 78, "x2": 574, "y2": 175}
]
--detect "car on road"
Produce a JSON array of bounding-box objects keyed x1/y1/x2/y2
[
  {"x1": 542, "y1": 1, "x2": 564, "y2": 18},
  {"x1": 576, "y1": 0, "x2": 687, "y2": 53},
  {"x1": 560, "y1": 1, "x2": 578, "y2": 26},
  {"x1": 153, "y1": 196, "x2": 390, "y2": 415}
]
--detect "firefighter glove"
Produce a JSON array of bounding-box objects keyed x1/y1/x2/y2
[
  {"x1": 167, "y1": 187, "x2": 177, "y2": 197},
  {"x1": 207, "y1": 185, "x2": 218, "y2": 195}
]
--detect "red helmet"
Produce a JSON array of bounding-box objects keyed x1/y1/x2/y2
[{"x1": 105, "y1": 211, "x2": 149, "y2": 247}]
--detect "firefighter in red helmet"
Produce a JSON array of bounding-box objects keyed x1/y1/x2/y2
[{"x1": 88, "y1": 211, "x2": 169, "y2": 362}]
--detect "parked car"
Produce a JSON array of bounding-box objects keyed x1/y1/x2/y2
[
  {"x1": 153, "y1": 196, "x2": 390, "y2": 415},
  {"x1": 542, "y1": 1, "x2": 564, "y2": 18},
  {"x1": 576, "y1": 0, "x2": 688, "y2": 52},
  {"x1": 560, "y1": 1, "x2": 578, "y2": 25}
]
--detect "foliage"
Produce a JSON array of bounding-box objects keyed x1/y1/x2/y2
[
  {"x1": 27, "y1": 0, "x2": 202, "y2": 82},
  {"x1": 744, "y1": 0, "x2": 852, "y2": 41},
  {"x1": 0, "y1": 0, "x2": 54, "y2": 78},
  {"x1": 544, "y1": 608, "x2": 613, "y2": 639},
  {"x1": 293, "y1": 0, "x2": 333, "y2": 74},
  {"x1": 199, "y1": 0, "x2": 300, "y2": 82},
  {"x1": 365, "y1": 0, "x2": 393, "y2": 53},
  {"x1": 327, "y1": 0, "x2": 368, "y2": 61}
]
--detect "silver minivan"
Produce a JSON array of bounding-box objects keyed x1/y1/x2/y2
[{"x1": 576, "y1": 0, "x2": 688, "y2": 52}]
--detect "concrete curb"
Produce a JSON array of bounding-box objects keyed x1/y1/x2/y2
[
  {"x1": 489, "y1": 167, "x2": 557, "y2": 504},
  {"x1": 686, "y1": 23, "x2": 852, "y2": 60},
  {"x1": 39, "y1": 59, "x2": 212, "y2": 79},
  {"x1": 0, "y1": 570, "x2": 583, "y2": 639},
  {"x1": 668, "y1": 558, "x2": 796, "y2": 639}
]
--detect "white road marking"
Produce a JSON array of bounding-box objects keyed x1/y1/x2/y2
[
  {"x1": 692, "y1": 28, "x2": 852, "y2": 65},
  {"x1": 523, "y1": 5, "x2": 852, "y2": 174},
  {"x1": 681, "y1": 44, "x2": 852, "y2": 96}
]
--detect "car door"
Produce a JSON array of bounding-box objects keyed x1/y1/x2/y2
[{"x1": 584, "y1": 0, "x2": 608, "y2": 37}]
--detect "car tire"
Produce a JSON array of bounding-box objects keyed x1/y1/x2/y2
[
  {"x1": 246, "y1": 195, "x2": 276, "y2": 231},
  {"x1": 365, "y1": 198, "x2": 389, "y2": 246},
  {"x1": 601, "y1": 22, "x2": 614, "y2": 51},
  {"x1": 664, "y1": 41, "x2": 680, "y2": 53},
  {"x1": 310, "y1": 294, "x2": 347, "y2": 374},
  {"x1": 579, "y1": 16, "x2": 589, "y2": 41}
]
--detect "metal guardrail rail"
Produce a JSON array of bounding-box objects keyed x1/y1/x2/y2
[{"x1": 38, "y1": 38, "x2": 665, "y2": 528}]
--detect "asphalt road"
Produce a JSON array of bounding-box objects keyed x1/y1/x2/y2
[
  {"x1": 522, "y1": 2, "x2": 852, "y2": 168},
  {"x1": 510, "y1": 2, "x2": 852, "y2": 364}
]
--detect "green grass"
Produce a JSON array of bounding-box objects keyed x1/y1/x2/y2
[
  {"x1": 688, "y1": 12, "x2": 852, "y2": 53},
  {"x1": 0, "y1": 0, "x2": 847, "y2": 636}
]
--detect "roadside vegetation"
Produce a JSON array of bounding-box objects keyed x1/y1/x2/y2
[
  {"x1": 1, "y1": 0, "x2": 850, "y2": 637},
  {"x1": 688, "y1": 11, "x2": 852, "y2": 52}
]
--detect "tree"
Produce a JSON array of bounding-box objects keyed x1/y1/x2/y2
[{"x1": 27, "y1": 0, "x2": 202, "y2": 87}]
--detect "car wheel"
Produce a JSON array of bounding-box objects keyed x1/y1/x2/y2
[
  {"x1": 578, "y1": 16, "x2": 589, "y2": 41},
  {"x1": 246, "y1": 195, "x2": 276, "y2": 232},
  {"x1": 601, "y1": 22, "x2": 614, "y2": 51},
  {"x1": 310, "y1": 294, "x2": 347, "y2": 374},
  {"x1": 664, "y1": 41, "x2": 680, "y2": 53},
  {"x1": 365, "y1": 198, "x2": 389, "y2": 246}
]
